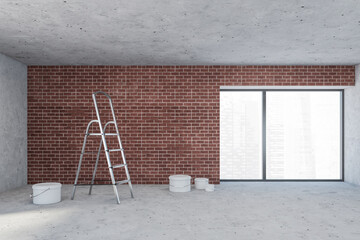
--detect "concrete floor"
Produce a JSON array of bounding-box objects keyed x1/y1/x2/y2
[{"x1": 1, "y1": 182, "x2": 360, "y2": 240}]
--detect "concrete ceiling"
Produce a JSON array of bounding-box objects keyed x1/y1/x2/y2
[{"x1": 0, "y1": 0, "x2": 360, "y2": 65}]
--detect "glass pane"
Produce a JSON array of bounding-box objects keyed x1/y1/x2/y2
[
  {"x1": 220, "y1": 91, "x2": 262, "y2": 179},
  {"x1": 266, "y1": 91, "x2": 341, "y2": 179}
]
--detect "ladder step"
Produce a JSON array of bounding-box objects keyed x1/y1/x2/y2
[
  {"x1": 116, "y1": 180, "x2": 130, "y2": 185},
  {"x1": 88, "y1": 133, "x2": 118, "y2": 136},
  {"x1": 107, "y1": 148, "x2": 124, "y2": 152},
  {"x1": 111, "y1": 164, "x2": 126, "y2": 169}
]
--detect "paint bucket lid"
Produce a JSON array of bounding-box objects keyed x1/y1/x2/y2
[
  {"x1": 32, "y1": 182, "x2": 62, "y2": 190},
  {"x1": 169, "y1": 175, "x2": 191, "y2": 180},
  {"x1": 195, "y1": 178, "x2": 208, "y2": 182}
]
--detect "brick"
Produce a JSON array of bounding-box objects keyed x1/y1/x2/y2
[{"x1": 27, "y1": 65, "x2": 355, "y2": 184}]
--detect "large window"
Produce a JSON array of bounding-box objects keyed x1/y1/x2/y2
[{"x1": 220, "y1": 90, "x2": 343, "y2": 180}]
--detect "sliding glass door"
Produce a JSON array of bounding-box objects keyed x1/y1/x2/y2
[{"x1": 220, "y1": 90, "x2": 343, "y2": 181}]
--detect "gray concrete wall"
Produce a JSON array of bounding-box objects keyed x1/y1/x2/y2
[
  {"x1": 345, "y1": 64, "x2": 360, "y2": 185},
  {"x1": 0, "y1": 53, "x2": 27, "y2": 192}
]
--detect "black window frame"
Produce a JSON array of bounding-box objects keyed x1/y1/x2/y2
[{"x1": 220, "y1": 89, "x2": 344, "y2": 182}]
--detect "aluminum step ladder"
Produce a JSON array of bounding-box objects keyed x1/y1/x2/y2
[{"x1": 71, "y1": 91, "x2": 134, "y2": 204}]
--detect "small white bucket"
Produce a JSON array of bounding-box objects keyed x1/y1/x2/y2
[
  {"x1": 195, "y1": 178, "x2": 209, "y2": 190},
  {"x1": 31, "y1": 182, "x2": 62, "y2": 204},
  {"x1": 169, "y1": 175, "x2": 191, "y2": 192}
]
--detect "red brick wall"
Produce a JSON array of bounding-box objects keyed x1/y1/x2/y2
[{"x1": 27, "y1": 66, "x2": 355, "y2": 184}]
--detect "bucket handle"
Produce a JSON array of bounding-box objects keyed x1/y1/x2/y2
[{"x1": 30, "y1": 188, "x2": 51, "y2": 199}]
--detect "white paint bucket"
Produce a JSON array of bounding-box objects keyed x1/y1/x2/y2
[
  {"x1": 169, "y1": 175, "x2": 191, "y2": 192},
  {"x1": 195, "y1": 178, "x2": 209, "y2": 190},
  {"x1": 205, "y1": 184, "x2": 215, "y2": 192},
  {"x1": 31, "y1": 182, "x2": 62, "y2": 204}
]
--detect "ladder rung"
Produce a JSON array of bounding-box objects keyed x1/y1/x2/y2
[
  {"x1": 115, "y1": 180, "x2": 130, "y2": 185},
  {"x1": 88, "y1": 133, "x2": 118, "y2": 136},
  {"x1": 107, "y1": 148, "x2": 124, "y2": 152},
  {"x1": 111, "y1": 164, "x2": 126, "y2": 169}
]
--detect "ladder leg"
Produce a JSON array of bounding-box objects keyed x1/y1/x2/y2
[
  {"x1": 122, "y1": 153, "x2": 134, "y2": 198},
  {"x1": 108, "y1": 167, "x2": 121, "y2": 204},
  {"x1": 112, "y1": 185, "x2": 121, "y2": 204},
  {"x1": 89, "y1": 138, "x2": 103, "y2": 195},
  {"x1": 127, "y1": 174, "x2": 134, "y2": 198},
  {"x1": 71, "y1": 134, "x2": 88, "y2": 200}
]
